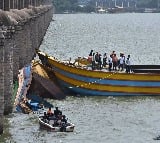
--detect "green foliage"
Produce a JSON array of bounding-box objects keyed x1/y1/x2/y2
[
  {"x1": 137, "y1": 0, "x2": 159, "y2": 8},
  {"x1": 52, "y1": 0, "x2": 95, "y2": 13},
  {"x1": 52, "y1": 0, "x2": 160, "y2": 13},
  {"x1": 53, "y1": 0, "x2": 78, "y2": 13}
]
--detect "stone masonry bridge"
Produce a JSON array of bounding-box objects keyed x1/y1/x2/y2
[{"x1": 0, "y1": 0, "x2": 54, "y2": 134}]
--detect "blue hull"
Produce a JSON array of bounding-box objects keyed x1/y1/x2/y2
[{"x1": 58, "y1": 79, "x2": 153, "y2": 96}]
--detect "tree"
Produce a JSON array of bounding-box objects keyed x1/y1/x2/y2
[
  {"x1": 53, "y1": 0, "x2": 78, "y2": 13},
  {"x1": 136, "y1": 0, "x2": 158, "y2": 8}
]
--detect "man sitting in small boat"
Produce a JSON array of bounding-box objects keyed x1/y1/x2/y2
[
  {"x1": 42, "y1": 112, "x2": 49, "y2": 123},
  {"x1": 54, "y1": 107, "x2": 62, "y2": 118},
  {"x1": 47, "y1": 107, "x2": 54, "y2": 116},
  {"x1": 53, "y1": 115, "x2": 68, "y2": 128},
  {"x1": 61, "y1": 115, "x2": 67, "y2": 124}
]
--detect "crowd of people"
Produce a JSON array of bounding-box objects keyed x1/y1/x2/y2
[{"x1": 88, "y1": 50, "x2": 132, "y2": 73}]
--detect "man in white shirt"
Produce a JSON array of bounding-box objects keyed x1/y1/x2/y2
[
  {"x1": 108, "y1": 55, "x2": 112, "y2": 71},
  {"x1": 126, "y1": 55, "x2": 131, "y2": 73}
]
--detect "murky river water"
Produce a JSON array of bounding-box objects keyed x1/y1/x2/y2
[{"x1": 2, "y1": 13, "x2": 160, "y2": 143}]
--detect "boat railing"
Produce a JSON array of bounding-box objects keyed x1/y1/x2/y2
[
  {"x1": 131, "y1": 65, "x2": 160, "y2": 74},
  {"x1": 37, "y1": 50, "x2": 160, "y2": 74}
]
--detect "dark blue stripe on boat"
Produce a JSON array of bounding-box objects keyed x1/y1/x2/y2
[
  {"x1": 53, "y1": 67, "x2": 160, "y2": 87},
  {"x1": 59, "y1": 80, "x2": 148, "y2": 96}
]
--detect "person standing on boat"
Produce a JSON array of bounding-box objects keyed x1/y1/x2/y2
[
  {"x1": 119, "y1": 53, "x2": 125, "y2": 71},
  {"x1": 112, "y1": 54, "x2": 118, "y2": 70},
  {"x1": 98, "y1": 54, "x2": 102, "y2": 70},
  {"x1": 91, "y1": 52, "x2": 96, "y2": 70},
  {"x1": 108, "y1": 55, "x2": 113, "y2": 71},
  {"x1": 88, "y1": 50, "x2": 93, "y2": 63},
  {"x1": 111, "y1": 51, "x2": 116, "y2": 56},
  {"x1": 95, "y1": 52, "x2": 99, "y2": 69},
  {"x1": 102, "y1": 53, "x2": 107, "y2": 68},
  {"x1": 95, "y1": 52, "x2": 99, "y2": 62},
  {"x1": 126, "y1": 55, "x2": 131, "y2": 73},
  {"x1": 89, "y1": 50, "x2": 93, "y2": 56}
]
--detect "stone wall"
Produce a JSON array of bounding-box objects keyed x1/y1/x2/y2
[
  {"x1": 3, "y1": 39, "x2": 13, "y2": 115},
  {"x1": 0, "y1": 5, "x2": 53, "y2": 134},
  {"x1": 0, "y1": 46, "x2": 4, "y2": 134}
]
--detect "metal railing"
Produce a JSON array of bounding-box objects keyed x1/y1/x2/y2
[{"x1": 0, "y1": 0, "x2": 52, "y2": 11}]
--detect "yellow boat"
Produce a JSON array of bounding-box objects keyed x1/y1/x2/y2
[{"x1": 37, "y1": 50, "x2": 160, "y2": 96}]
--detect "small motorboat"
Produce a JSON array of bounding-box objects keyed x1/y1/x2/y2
[{"x1": 38, "y1": 115, "x2": 75, "y2": 132}]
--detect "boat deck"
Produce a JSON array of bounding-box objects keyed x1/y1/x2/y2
[{"x1": 63, "y1": 60, "x2": 160, "y2": 74}]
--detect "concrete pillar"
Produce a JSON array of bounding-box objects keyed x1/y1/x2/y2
[
  {"x1": 10, "y1": 0, "x2": 14, "y2": 9},
  {"x1": 37, "y1": 0, "x2": 39, "y2": 6},
  {"x1": 17, "y1": 0, "x2": 21, "y2": 9},
  {"x1": 11, "y1": 0, "x2": 16, "y2": 9},
  {"x1": 4, "y1": 0, "x2": 10, "y2": 11},
  {"x1": 0, "y1": 0, "x2": 4, "y2": 10},
  {"x1": 24, "y1": 0, "x2": 29, "y2": 8},
  {"x1": 13, "y1": 0, "x2": 16, "y2": 9},
  {"x1": 14, "y1": 0, "x2": 18, "y2": 9},
  {"x1": 17, "y1": 0, "x2": 24, "y2": 9}
]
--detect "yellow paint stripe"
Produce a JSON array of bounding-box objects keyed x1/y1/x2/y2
[
  {"x1": 32, "y1": 62, "x2": 50, "y2": 79},
  {"x1": 48, "y1": 57, "x2": 160, "y2": 81},
  {"x1": 54, "y1": 71, "x2": 160, "y2": 95}
]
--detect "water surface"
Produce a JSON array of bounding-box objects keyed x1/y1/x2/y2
[{"x1": 3, "y1": 13, "x2": 160, "y2": 143}]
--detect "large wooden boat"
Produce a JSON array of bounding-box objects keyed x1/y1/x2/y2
[{"x1": 37, "y1": 51, "x2": 160, "y2": 96}]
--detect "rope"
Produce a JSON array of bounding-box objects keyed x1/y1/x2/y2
[{"x1": 76, "y1": 70, "x2": 118, "y2": 88}]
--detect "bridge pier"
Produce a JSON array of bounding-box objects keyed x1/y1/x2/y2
[{"x1": 0, "y1": 4, "x2": 54, "y2": 134}]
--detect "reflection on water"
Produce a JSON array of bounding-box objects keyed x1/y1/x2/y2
[{"x1": 3, "y1": 13, "x2": 160, "y2": 143}]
